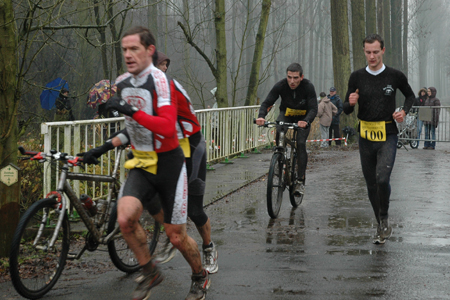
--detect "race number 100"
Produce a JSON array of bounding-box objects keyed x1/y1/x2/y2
[{"x1": 360, "y1": 120, "x2": 386, "y2": 142}]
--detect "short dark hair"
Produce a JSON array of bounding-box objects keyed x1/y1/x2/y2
[
  {"x1": 286, "y1": 63, "x2": 303, "y2": 76},
  {"x1": 363, "y1": 34, "x2": 384, "y2": 49},
  {"x1": 319, "y1": 92, "x2": 326, "y2": 97},
  {"x1": 122, "y1": 26, "x2": 158, "y2": 62}
]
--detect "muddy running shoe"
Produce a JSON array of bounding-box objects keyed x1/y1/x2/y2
[
  {"x1": 153, "y1": 236, "x2": 177, "y2": 264},
  {"x1": 185, "y1": 270, "x2": 210, "y2": 300},
  {"x1": 379, "y1": 219, "x2": 393, "y2": 240},
  {"x1": 203, "y1": 242, "x2": 218, "y2": 274},
  {"x1": 372, "y1": 225, "x2": 385, "y2": 244},
  {"x1": 293, "y1": 180, "x2": 305, "y2": 197},
  {"x1": 132, "y1": 264, "x2": 164, "y2": 300}
]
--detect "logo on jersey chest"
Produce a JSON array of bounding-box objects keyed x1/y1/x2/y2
[{"x1": 383, "y1": 85, "x2": 394, "y2": 96}]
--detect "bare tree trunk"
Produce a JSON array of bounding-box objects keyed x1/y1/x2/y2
[
  {"x1": 297, "y1": 1, "x2": 303, "y2": 64},
  {"x1": 301, "y1": 3, "x2": 307, "y2": 66},
  {"x1": 391, "y1": 0, "x2": 402, "y2": 71},
  {"x1": 308, "y1": 2, "x2": 315, "y2": 78},
  {"x1": 245, "y1": 0, "x2": 271, "y2": 106},
  {"x1": 402, "y1": 0, "x2": 408, "y2": 76},
  {"x1": 366, "y1": 0, "x2": 377, "y2": 35},
  {"x1": 313, "y1": 0, "x2": 322, "y2": 86},
  {"x1": 382, "y1": 0, "x2": 391, "y2": 65},
  {"x1": 245, "y1": 0, "x2": 255, "y2": 80},
  {"x1": 231, "y1": 2, "x2": 237, "y2": 85},
  {"x1": 0, "y1": 0, "x2": 20, "y2": 258},
  {"x1": 330, "y1": 0, "x2": 354, "y2": 127},
  {"x1": 94, "y1": 0, "x2": 109, "y2": 78},
  {"x1": 214, "y1": 0, "x2": 228, "y2": 107},
  {"x1": 148, "y1": 1, "x2": 158, "y2": 48},
  {"x1": 377, "y1": 0, "x2": 383, "y2": 35},
  {"x1": 107, "y1": 1, "x2": 126, "y2": 76},
  {"x1": 351, "y1": 0, "x2": 366, "y2": 70}
]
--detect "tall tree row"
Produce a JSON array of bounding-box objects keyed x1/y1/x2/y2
[
  {"x1": 330, "y1": 0, "x2": 351, "y2": 110},
  {"x1": 0, "y1": 0, "x2": 20, "y2": 258}
]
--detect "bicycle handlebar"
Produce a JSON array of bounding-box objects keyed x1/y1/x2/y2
[
  {"x1": 18, "y1": 146, "x2": 83, "y2": 166},
  {"x1": 253, "y1": 118, "x2": 309, "y2": 129}
]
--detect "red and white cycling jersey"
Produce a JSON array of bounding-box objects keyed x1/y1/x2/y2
[
  {"x1": 115, "y1": 64, "x2": 179, "y2": 153},
  {"x1": 173, "y1": 79, "x2": 201, "y2": 139}
]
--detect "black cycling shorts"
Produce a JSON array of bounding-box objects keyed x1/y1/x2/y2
[{"x1": 121, "y1": 147, "x2": 188, "y2": 225}]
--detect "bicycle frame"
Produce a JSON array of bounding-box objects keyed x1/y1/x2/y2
[
  {"x1": 37, "y1": 147, "x2": 124, "y2": 255},
  {"x1": 272, "y1": 122, "x2": 298, "y2": 187}
]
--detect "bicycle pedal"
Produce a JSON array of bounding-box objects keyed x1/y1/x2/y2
[{"x1": 67, "y1": 253, "x2": 77, "y2": 260}]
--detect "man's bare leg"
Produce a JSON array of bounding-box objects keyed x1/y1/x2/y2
[
  {"x1": 117, "y1": 196, "x2": 164, "y2": 300},
  {"x1": 117, "y1": 196, "x2": 151, "y2": 265},
  {"x1": 164, "y1": 223, "x2": 203, "y2": 274},
  {"x1": 196, "y1": 218, "x2": 212, "y2": 246}
]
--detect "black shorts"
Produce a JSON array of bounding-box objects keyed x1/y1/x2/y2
[{"x1": 121, "y1": 147, "x2": 188, "y2": 224}]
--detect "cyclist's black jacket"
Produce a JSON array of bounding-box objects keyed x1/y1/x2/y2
[
  {"x1": 258, "y1": 78, "x2": 318, "y2": 124},
  {"x1": 343, "y1": 65, "x2": 415, "y2": 135}
]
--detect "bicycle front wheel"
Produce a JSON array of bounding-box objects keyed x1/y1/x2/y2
[
  {"x1": 107, "y1": 203, "x2": 160, "y2": 273},
  {"x1": 410, "y1": 140, "x2": 418, "y2": 149},
  {"x1": 267, "y1": 153, "x2": 285, "y2": 218},
  {"x1": 289, "y1": 150, "x2": 303, "y2": 207},
  {"x1": 9, "y1": 197, "x2": 70, "y2": 299}
]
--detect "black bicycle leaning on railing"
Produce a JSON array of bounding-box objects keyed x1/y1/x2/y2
[
  {"x1": 255, "y1": 120, "x2": 306, "y2": 218},
  {"x1": 9, "y1": 146, "x2": 160, "y2": 299}
]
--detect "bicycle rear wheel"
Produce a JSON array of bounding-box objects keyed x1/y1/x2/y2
[
  {"x1": 289, "y1": 150, "x2": 303, "y2": 207},
  {"x1": 107, "y1": 203, "x2": 160, "y2": 273},
  {"x1": 410, "y1": 140, "x2": 418, "y2": 149},
  {"x1": 267, "y1": 153, "x2": 285, "y2": 218},
  {"x1": 9, "y1": 198, "x2": 70, "y2": 299}
]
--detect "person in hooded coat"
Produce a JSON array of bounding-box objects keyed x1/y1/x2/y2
[
  {"x1": 413, "y1": 87, "x2": 428, "y2": 147},
  {"x1": 423, "y1": 87, "x2": 440, "y2": 150},
  {"x1": 317, "y1": 92, "x2": 337, "y2": 148}
]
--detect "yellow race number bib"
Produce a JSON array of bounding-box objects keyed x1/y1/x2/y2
[
  {"x1": 179, "y1": 137, "x2": 191, "y2": 158},
  {"x1": 124, "y1": 149, "x2": 158, "y2": 174},
  {"x1": 360, "y1": 120, "x2": 386, "y2": 142},
  {"x1": 285, "y1": 107, "x2": 306, "y2": 117}
]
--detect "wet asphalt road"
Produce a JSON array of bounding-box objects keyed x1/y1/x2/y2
[{"x1": 2, "y1": 143, "x2": 450, "y2": 300}]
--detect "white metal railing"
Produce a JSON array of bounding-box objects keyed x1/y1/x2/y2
[
  {"x1": 196, "y1": 105, "x2": 277, "y2": 162},
  {"x1": 397, "y1": 106, "x2": 450, "y2": 143},
  {"x1": 41, "y1": 106, "x2": 277, "y2": 196},
  {"x1": 41, "y1": 117, "x2": 126, "y2": 198}
]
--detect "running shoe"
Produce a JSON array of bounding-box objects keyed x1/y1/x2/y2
[
  {"x1": 379, "y1": 218, "x2": 393, "y2": 240},
  {"x1": 185, "y1": 271, "x2": 210, "y2": 300},
  {"x1": 132, "y1": 264, "x2": 164, "y2": 300},
  {"x1": 372, "y1": 225, "x2": 385, "y2": 244},
  {"x1": 203, "y1": 242, "x2": 218, "y2": 274},
  {"x1": 293, "y1": 180, "x2": 305, "y2": 197},
  {"x1": 153, "y1": 236, "x2": 177, "y2": 264}
]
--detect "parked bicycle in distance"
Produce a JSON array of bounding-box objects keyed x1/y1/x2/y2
[
  {"x1": 395, "y1": 106, "x2": 419, "y2": 150},
  {"x1": 9, "y1": 146, "x2": 160, "y2": 299},
  {"x1": 254, "y1": 119, "x2": 305, "y2": 218}
]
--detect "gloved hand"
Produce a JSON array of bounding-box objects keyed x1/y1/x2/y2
[
  {"x1": 104, "y1": 96, "x2": 139, "y2": 117},
  {"x1": 77, "y1": 140, "x2": 114, "y2": 165}
]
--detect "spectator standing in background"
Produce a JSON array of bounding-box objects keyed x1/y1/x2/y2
[
  {"x1": 317, "y1": 92, "x2": 337, "y2": 148},
  {"x1": 54, "y1": 88, "x2": 74, "y2": 121},
  {"x1": 423, "y1": 87, "x2": 440, "y2": 150},
  {"x1": 328, "y1": 87, "x2": 343, "y2": 146},
  {"x1": 413, "y1": 87, "x2": 427, "y2": 147}
]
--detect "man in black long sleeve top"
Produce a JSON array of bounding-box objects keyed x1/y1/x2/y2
[
  {"x1": 344, "y1": 34, "x2": 415, "y2": 244},
  {"x1": 256, "y1": 63, "x2": 317, "y2": 197}
]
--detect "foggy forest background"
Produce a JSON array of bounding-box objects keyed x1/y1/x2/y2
[
  {"x1": 7, "y1": 0, "x2": 450, "y2": 134},
  {"x1": 2, "y1": 0, "x2": 450, "y2": 257}
]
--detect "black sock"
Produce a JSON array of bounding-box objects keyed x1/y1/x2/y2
[
  {"x1": 193, "y1": 269, "x2": 206, "y2": 277},
  {"x1": 203, "y1": 242, "x2": 213, "y2": 249},
  {"x1": 142, "y1": 260, "x2": 156, "y2": 273}
]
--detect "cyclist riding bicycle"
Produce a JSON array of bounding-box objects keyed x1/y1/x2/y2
[{"x1": 256, "y1": 63, "x2": 318, "y2": 196}]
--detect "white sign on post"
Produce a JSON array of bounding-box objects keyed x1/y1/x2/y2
[{"x1": 0, "y1": 164, "x2": 19, "y2": 186}]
